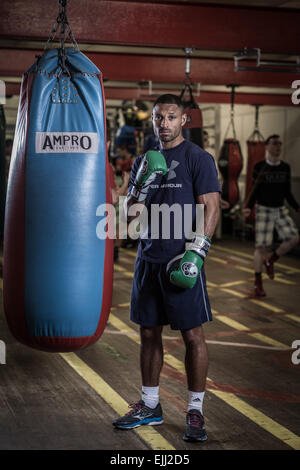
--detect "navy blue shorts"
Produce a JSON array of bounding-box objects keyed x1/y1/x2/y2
[{"x1": 130, "y1": 257, "x2": 212, "y2": 330}]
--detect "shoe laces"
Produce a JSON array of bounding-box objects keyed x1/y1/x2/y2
[
  {"x1": 126, "y1": 402, "x2": 144, "y2": 416},
  {"x1": 186, "y1": 410, "x2": 203, "y2": 428}
]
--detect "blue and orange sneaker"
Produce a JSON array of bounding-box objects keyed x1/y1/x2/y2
[
  {"x1": 113, "y1": 400, "x2": 163, "y2": 429},
  {"x1": 183, "y1": 409, "x2": 207, "y2": 442}
]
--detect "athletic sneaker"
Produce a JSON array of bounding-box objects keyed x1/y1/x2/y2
[
  {"x1": 113, "y1": 400, "x2": 163, "y2": 429},
  {"x1": 264, "y1": 258, "x2": 274, "y2": 280},
  {"x1": 183, "y1": 409, "x2": 207, "y2": 442}
]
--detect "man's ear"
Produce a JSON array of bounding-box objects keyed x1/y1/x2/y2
[{"x1": 182, "y1": 112, "x2": 187, "y2": 127}]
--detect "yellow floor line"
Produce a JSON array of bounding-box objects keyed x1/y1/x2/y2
[
  {"x1": 108, "y1": 313, "x2": 299, "y2": 450},
  {"x1": 216, "y1": 315, "x2": 249, "y2": 332},
  {"x1": 219, "y1": 281, "x2": 247, "y2": 288},
  {"x1": 60, "y1": 352, "x2": 174, "y2": 451},
  {"x1": 120, "y1": 248, "x2": 137, "y2": 257},
  {"x1": 274, "y1": 275, "x2": 297, "y2": 286},
  {"x1": 285, "y1": 314, "x2": 300, "y2": 324},
  {"x1": 249, "y1": 299, "x2": 284, "y2": 313},
  {"x1": 221, "y1": 265, "x2": 296, "y2": 286},
  {"x1": 211, "y1": 390, "x2": 300, "y2": 450},
  {"x1": 211, "y1": 245, "x2": 253, "y2": 260},
  {"x1": 220, "y1": 288, "x2": 245, "y2": 298},
  {"x1": 209, "y1": 256, "x2": 228, "y2": 265},
  {"x1": 212, "y1": 245, "x2": 300, "y2": 274},
  {"x1": 220, "y1": 286, "x2": 286, "y2": 315},
  {"x1": 114, "y1": 265, "x2": 133, "y2": 278},
  {"x1": 216, "y1": 314, "x2": 288, "y2": 349},
  {"x1": 206, "y1": 281, "x2": 218, "y2": 288}
]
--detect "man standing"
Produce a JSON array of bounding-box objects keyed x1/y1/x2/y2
[
  {"x1": 112, "y1": 94, "x2": 220, "y2": 442},
  {"x1": 243, "y1": 135, "x2": 299, "y2": 296}
]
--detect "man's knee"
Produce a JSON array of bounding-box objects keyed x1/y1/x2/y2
[
  {"x1": 140, "y1": 326, "x2": 163, "y2": 343},
  {"x1": 181, "y1": 326, "x2": 206, "y2": 349}
]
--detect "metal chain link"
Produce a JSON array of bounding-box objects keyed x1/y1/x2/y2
[{"x1": 44, "y1": 0, "x2": 79, "y2": 52}]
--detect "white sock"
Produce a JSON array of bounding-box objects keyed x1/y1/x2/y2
[
  {"x1": 142, "y1": 386, "x2": 159, "y2": 409},
  {"x1": 187, "y1": 391, "x2": 205, "y2": 414}
]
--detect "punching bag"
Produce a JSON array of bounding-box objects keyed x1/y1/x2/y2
[
  {"x1": 245, "y1": 105, "x2": 265, "y2": 221},
  {"x1": 180, "y1": 83, "x2": 204, "y2": 148},
  {"x1": 3, "y1": 45, "x2": 113, "y2": 352},
  {"x1": 218, "y1": 85, "x2": 243, "y2": 208},
  {"x1": 218, "y1": 138, "x2": 243, "y2": 207}
]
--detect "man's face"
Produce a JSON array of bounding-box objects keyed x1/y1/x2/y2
[
  {"x1": 152, "y1": 103, "x2": 186, "y2": 146},
  {"x1": 266, "y1": 137, "x2": 282, "y2": 158}
]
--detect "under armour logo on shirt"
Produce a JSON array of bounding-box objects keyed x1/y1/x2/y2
[{"x1": 167, "y1": 160, "x2": 180, "y2": 181}]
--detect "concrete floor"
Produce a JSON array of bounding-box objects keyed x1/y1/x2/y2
[{"x1": 0, "y1": 238, "x2": 299, "y2": 451}]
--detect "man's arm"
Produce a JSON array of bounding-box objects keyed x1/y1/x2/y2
[
  {"x1": 169, "y1": 191, "x2": 220, "y2": 289},
  {"x1": 197, "y1": 192, "x2": 220, "y2": 239}
]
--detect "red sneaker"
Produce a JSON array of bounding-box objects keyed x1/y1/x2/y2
[
  {"x1": 254, "y1": 277, "x2": 266, "y2": 297},
  {"x1": 264, "y1": 258, "x2": 274, "y2": 280}
]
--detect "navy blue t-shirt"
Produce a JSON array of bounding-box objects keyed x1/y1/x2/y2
[{"x1": 128, "y1": 139, "x2": 220, "y2": 263}]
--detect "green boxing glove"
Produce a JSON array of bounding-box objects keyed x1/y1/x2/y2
[
  {"x1": 169, "y1": 234, "x2": 212, "y2": 289},
  {"x1": 130, "y1": 150, "x2": 168, "y2": 202}
]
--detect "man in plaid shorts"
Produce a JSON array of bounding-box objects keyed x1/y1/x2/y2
[{"x1": 243, "y1": 135, "x2": 299, "y2": 296}]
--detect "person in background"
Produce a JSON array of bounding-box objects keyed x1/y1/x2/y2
[
  {"x1": 116, "y1": 143, "x2": 136, "y2": 174},
  {"x1": 243, "y1": 134, "x2": 299, "y2": 296}
]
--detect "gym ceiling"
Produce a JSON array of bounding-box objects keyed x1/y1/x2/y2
[{"x1": 1, "y1": 0, "x2": 300, "y2": 106}]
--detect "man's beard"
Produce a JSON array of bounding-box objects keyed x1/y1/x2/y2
[{"x1": 157, "y1": 128, "x2": 180, "y2": 142}]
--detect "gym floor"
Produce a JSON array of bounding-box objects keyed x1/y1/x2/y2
[{"x1": 0, "y1": 238, "x2": 299, "y2": 451}]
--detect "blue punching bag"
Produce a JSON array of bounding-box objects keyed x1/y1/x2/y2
[{"x1": 3, "y1": 45, "x2": 114, "y2": 352}]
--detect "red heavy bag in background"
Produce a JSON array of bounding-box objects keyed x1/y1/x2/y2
[
  {"x1": 245, "y1": 105, "x2": 265, "y2": 221},
  {"x1": 218, "y1": 138, "x2": 243, "y2": 207}
]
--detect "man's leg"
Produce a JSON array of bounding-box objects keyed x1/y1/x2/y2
[
  {"x1": 254, "y1": 246, "x2": 265, "y2": 273},
  {"x1": 273, "y1": 234, "x2": 299, "y2": 257},
  {"x1": 264, "y1": 235, "x2": 299, "y2": 280},
  {"x1": 112, "y1": 325, "x2": 164, "y2": 429},
  {"x1": 181, "y1": 325, "x2": 208, "y2": 442},
  {"x1": 140, "y1": 325, "x2": 164, "y2": 386},
  {"x1": 181, "y1": 325, "x2": 208, "y2": 392},
  {"x1": 264, "y1": 208, "x2": 299, "y2": 279},
  {"x1": 254, "y1": 247, "x2": 267, "y2": 296}
]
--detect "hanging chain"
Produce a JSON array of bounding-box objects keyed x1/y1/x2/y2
[
  {"x1": 224, "y1": 84, "x2": 239, "y2": 140},
  {"x1": 183, "y1": 48, "x2": 193, "y2": 86},
  {"x1": 44, "y1": 0, "x2": 79, "y2": 52},
  {"x1": 248, "y1": 104, "x2": 264, "y2": 141}
]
